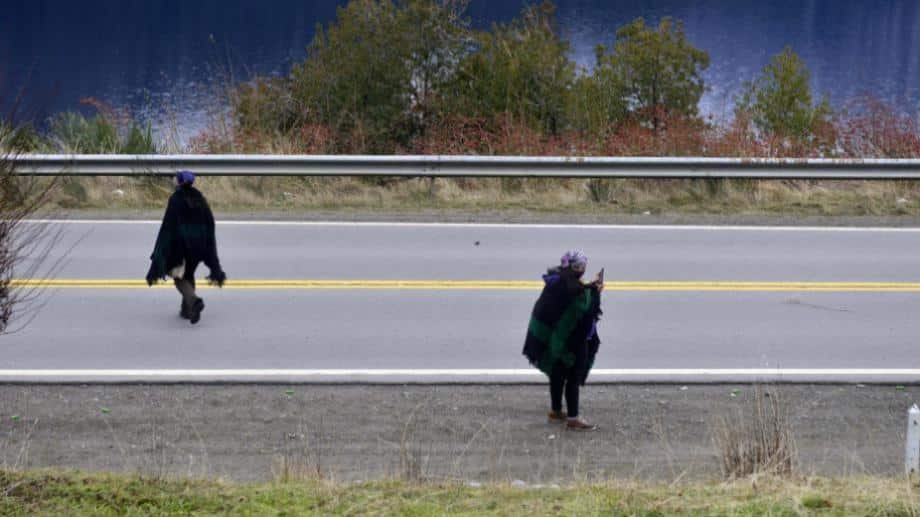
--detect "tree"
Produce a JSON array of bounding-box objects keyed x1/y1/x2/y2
[
  {"x1": 290, "y1": 0, "x2": 470, "y2": 152},
  {"x1": 234, "y1": 77, "x2": 297, "y2": 137},
  {"x1": 597, "y1": 17, "x2": 709, "y2": 133},
  {"x1": 569, "y1": 45, "x2": 629, "y2": 135},
  {"x1": 444, "y1": 1, "x2": 575, "y2": 135},
  {"x1": 739, "y1": 46, "x2": 831, "y2": 144},
  {"x1": 402, "y1": 0, "x2": 471, "y2": 134}
]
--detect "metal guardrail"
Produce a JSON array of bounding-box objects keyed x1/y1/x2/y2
[{"x1": 9, "y1": 154, "x2": 920, "y2": 179}]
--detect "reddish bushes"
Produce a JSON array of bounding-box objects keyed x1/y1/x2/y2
[
  {"x1": 837, "y1": 98, "x2": 920, "y2": 158},
  {"x1": 191, "y1": 95, "x2": 918, "y2": 160}
]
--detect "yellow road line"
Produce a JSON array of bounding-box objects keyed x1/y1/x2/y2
[{"x1": 10, "y1": 279, "x2": 920, "y2": 292}]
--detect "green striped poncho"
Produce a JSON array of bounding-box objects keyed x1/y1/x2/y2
[{"x1": 522, "y1": 269, "x2": 602, "y2": 384}]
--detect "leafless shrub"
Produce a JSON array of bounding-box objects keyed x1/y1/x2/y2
[
  {"x1": 0, "y1": 115, "x2": 62, "y2": 335},
  {"x1": 273, "y1": 415, "x2": 329, "y2": 483},
  {"x1": 399, "y1": 400, "x2": 439, "y2": 483},
  {"x1": 0, "y1": 417, "x2": 38, "y2": 471},
  {"x1": 712, "y1": 385, "x2": 797, "y2": 479},
  {"x1": 138, "y1": 417, "x2": 179, "y2": 482}
]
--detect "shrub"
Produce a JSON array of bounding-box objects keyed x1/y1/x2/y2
[
  {"x1": 234, "y1": 77, "x2": 296, "y2": 136},
  {"x1": 569, "y1": 69, "x2": 628, "y2": 137},
  {"x1": 290, "y1": 0, "x2": 470, "y2": 152},
  {"x1": 837, "y1": 97, "x2": 920, "y2": 158},
  {"x1": 712, "y1": 386, "x2": 796, "y2": 479},
  {"x1": 596, "y1": 17, "x2": 709, "y2": 133},
  {"x1": 0, "y1": 118, "x2": 59, "y2": 334},
  {"x1": 0, "y1": 121, "x2": 42, "y2": 152},
  {"x1": 737, "y1": 46, "x2": 834, "y2": 152},
  {"x1": 46, "y1": 109, "x2": 158, "y2": 154},
  {"x1": 443, "y1": 1, "x2": 574, "y2": 135}
]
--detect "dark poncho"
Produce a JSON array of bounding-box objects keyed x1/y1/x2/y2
[
  {"x1": 145, "y1": 186, "x2": 223, "y2": 284},
  {"x1": 522, "y1": 269, "x2": 602, "y2": 385}
]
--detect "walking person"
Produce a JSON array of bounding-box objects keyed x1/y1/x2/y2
[
  {"x1": 146, "y1": 170, "x2": 226, "y2": 324},
  {"x1": 523, "y1": 250, "x2": 604, "y2": 431}
]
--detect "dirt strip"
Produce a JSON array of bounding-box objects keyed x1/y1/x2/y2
[{"x1": 0, "y1": 384, "x2": 914, "y2": 483}]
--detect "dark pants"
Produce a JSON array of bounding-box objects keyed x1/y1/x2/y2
[
  {"x1": 172, "y1": 260, "x2": 200, "y2": 308},
  {"x1": 550, "y1": 362, "x2": 580, "y2": 418}
]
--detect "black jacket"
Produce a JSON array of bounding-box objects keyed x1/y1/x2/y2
[
  {"x1": 522, "y1": 268, "x2": 602, "y2": 385},
  {"x1": 146, "y1": 186, "x2": 225, "y2": 286}
]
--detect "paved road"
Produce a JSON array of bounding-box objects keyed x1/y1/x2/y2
[{"x1": 3, "y1": 220, "x2": 920, "y2": 382}]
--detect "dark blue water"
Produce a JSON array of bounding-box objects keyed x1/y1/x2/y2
[{"x1": 2, "y1": 1, "x2": 918, "y2": 145}]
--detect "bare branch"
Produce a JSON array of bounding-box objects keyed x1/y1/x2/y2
[{"x1": 1, "y1": 122, "x2": 63, "y2": 335}]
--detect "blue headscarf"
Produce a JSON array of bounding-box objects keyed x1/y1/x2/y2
[{"x1": 176, "y1": 170, "x2": 196, "y2": 186}]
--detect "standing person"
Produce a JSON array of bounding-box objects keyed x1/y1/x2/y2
[
  {"x1": 146, "y1": 170, "x2": 227, "y2": 324},
  {"x1": 523, "y1": 250, "x2": 604, "y2": 431}
]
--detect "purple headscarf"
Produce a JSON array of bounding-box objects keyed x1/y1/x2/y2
[
  {"x1": 176, "y1": 170, "x2": 196, "y2": 186},
  {"x1": 560, "y1": 249, "x2": 587, "y2": 271}
]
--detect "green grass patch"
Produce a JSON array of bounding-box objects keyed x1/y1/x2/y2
[{"x1": 1, "y1": 469, "x2": 919, "y2": 516}]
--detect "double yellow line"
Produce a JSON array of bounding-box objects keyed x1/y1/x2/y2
[{"x1": 10, "y1": 279, "x2": 920, "y2": 292}]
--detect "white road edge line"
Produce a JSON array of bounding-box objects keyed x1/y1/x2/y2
[
  {"x1": 22, "y1": 220, "x2": 920, "y2": 232},
  {"x1": 1, "y1": 369, "x2": 920, "y2": 376}
]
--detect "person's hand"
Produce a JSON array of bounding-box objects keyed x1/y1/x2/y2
[
  {"x1": 207, "y1": 269, "x2": 227, "y2": 288},
  {"x1": 593, "y1": 271, "x2": 605, "y2": 293},
  {"x1": 145, "y1": 271, "x2": 158, "y2": 287}
]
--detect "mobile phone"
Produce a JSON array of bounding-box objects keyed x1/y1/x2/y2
[{"x1": 597, "y1": 267, "x2": 605, "y2": 283}]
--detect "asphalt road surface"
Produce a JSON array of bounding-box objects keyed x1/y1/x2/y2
[{"x1": 3, "y1": 220, "x2": 920, "y2": 382}]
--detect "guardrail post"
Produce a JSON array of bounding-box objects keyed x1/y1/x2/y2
[{"x1": 907, "y1": 404, "x2": 920, "y2": 476}]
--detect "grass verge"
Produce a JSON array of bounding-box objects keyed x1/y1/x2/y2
[
  {"x1": 39, "y1": 176, "x2": 920, "y2": 219},
  {"x1": 2, "y1": 469, "x2": 919, "y2": 516}
]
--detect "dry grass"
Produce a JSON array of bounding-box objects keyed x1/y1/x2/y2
[
  {"x1": 40, "y1": 174, "x2": 920, "y2": 220},
  {"x1": 272, "y1": 414, "x2": 331, "y2": 483},
  {"x1": 712, "y1": 386, "x2": 797, "y2": 480}
]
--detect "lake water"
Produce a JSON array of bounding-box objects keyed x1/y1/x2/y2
[{"x1": 3, "y1": 0, "x2": 918, "y2": 145}]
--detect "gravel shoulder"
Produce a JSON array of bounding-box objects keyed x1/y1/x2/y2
[{"x1": 0, "y1": 384, "x2": 913, "y2": 483}]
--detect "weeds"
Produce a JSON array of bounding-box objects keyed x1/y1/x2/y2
[
  {"x1": 712, "y1": 385, "x2": 797, "y2": 479},
  {"x1": 399, "y1": 400, "x2": 431, "y2": 482},
  {"x1": 2, "y1": 469, "x2": 919, "y2": 515},
  {"x1": 43, "y1": 99, "x2": 158, "y2": 154},
  {"x1": 138, "y1": 416, "x2": 181, "y2": 482},
  {"x1": 274, "y1": 415, "x2": 330, "y2": 483},
  {"x1": 1, "y1": 417, "x2": 38, "y2": 471}
]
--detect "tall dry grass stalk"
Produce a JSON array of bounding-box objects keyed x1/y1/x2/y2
[
  {"x1": 712, "y1": 385, "x2": 797, "y2": 479},
  {"x1": 272, "y1": 417, "x2": 329, "y2": 483}
]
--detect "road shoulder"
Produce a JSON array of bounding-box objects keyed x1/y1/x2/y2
[{"x1": 0, "y1": 384, "x2": 911, "y2": 482}]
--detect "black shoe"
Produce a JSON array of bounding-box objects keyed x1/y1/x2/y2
[
  {"x1": 189, "y1": 298, "x2": 205, "y2": 325},
  {"x1": 180, "y1": 302, "x2": 191, "y2": 320}
]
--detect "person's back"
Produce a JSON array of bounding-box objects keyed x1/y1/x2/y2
[
  {"x1": 170, "y1": 184, "x2": 216, "y2": 265},
  {"x1": 146, "y1": 170, "x2": 226, "y2": 324}
]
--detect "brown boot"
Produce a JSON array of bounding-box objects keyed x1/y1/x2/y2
[
  {"x1": 566, "y1": 418, "x2": 597, "y2": 431},
  {"x1": 547, "y1": 410, "x2": 567, "y2": 423}
]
